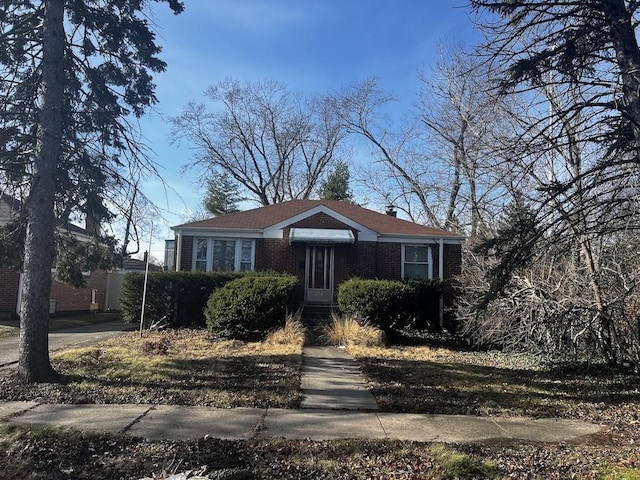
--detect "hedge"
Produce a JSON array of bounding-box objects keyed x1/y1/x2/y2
[
  {"x1": 205, "y1": 273, "x2": 298, "y2": 340},
  {"x1": 120, "y1": 271, "x2": 240, "y2": 328}
]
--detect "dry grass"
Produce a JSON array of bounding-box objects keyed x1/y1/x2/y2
[
  {"x1": 0, "y1": 329, "x2": 303, "y2": 408},
  {"x1": 265, "y1": 310, "x2": 307, "y2": 347},
  {"x1": 349, "y1": 342, "x2": 640, "y2": 443},
  {"x1": 319, "y1": 312, "x2": 385, "y2": 347}
]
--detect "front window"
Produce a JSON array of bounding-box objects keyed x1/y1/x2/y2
[
  {"x1": 192, "y1": 238, "x2": 255, "y2": 272},
  {"x1": 403, "y1": 244, "x2": 432, "y2": 279},
  {"x1": 213, "y1": 239, "x2": 236, "y2": 271},
  {"x1": 195, "y1": 238, "x2": 208, "y2": 271},
  {"x1": 240, "y1": 240, "x2": 253, "y2": 271}
]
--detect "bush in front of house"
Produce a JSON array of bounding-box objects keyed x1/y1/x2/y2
[
  {"x1": 205, "y1": 273, "x2": 298, "y2": 340},
  {"x1": 337, "y1": 278, "x2": 444, "y2": 333},
  {"x1": 120, "y1": 271, "x2": 240, "y2": 328},
  {"x1": 337, "y1": 278, "x2": 412, "y2": 333},
  {"x1": 404, "y1": 279, "x2": 445, "y2": 331}
]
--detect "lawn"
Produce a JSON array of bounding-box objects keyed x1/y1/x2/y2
[
  {"x1": 0, "y1": 329, "x2": 302, "y2": 408},
  {"x1": 0, "y1": 328, "x2": 638, "y2": 479},
  {"x1": 348, "y1": 343, "x2": 640, "y2": 441}
]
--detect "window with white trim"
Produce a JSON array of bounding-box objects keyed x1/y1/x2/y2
[
  {"x1": 195, "y1": 238, "x2": 208, "y2": 271},
  {"x1": 192, "y1": 238, "x2": 255, "y2": 272},
  {"x1": 402, "y1": 244, "x2": 432, "y2": 280}
]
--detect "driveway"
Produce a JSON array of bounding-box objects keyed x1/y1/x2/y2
[{"x1": 0, "y1": 320, "x2": 137, "y2": 367}]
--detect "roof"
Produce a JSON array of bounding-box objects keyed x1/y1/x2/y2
[
  {"x1": 1, "y1": 191, "x2": 94, "y2": 238},
  {"x1": 173, "y1": 200, "x2": 464, "y2": 239}
]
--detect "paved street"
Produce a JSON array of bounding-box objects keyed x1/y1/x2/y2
[{"x1": 0, "y1": 320, "x2": 136, "y2": 367}]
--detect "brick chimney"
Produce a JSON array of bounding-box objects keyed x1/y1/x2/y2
[{"x1": 385, "y1": 205, "x2": 397, "y2": 217}]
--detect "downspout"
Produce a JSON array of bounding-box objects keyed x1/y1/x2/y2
[
  {"x1": 175, "y1": 231, "x2": 182, "y2": 271},
  {"x1": 439, "y1": 238, "x2": 444, "y2": 328}
]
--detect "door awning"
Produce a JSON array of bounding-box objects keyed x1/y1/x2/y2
[{"x1": 289, "y1": 228, "x2": 355, "y2": 244}]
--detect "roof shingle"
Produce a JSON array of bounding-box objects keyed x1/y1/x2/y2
[{"x1": 173, "y1": 200, "x2": 463, "y2": 238}]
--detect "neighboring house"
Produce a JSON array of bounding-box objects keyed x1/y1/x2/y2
[
  {"x1": 0, "y1": 193, "x2": 108, "y2": 318},
  {"x1": 170, "y1": 200, "x2": 464, "y2": 322}
]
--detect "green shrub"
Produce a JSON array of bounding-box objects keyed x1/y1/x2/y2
[
  {"x1": 337, "y1": 278, "x2": 444, "y2": 333},
  {"x1": 337, "y1": 278, "x2": 412, "y2": 332},
  {"x1": 120, "y1": 271, "x2": 239, "y2": 328},
  {"x1": 205, "y1": 273, "x2": 298, "y2": 340},
  {"x1": 404, "y1": 279, "x2": 445, "y2": 331}
]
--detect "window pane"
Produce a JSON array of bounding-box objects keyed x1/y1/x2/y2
[
  {"x1": 405, "y1": 245, "x2": 428, "y2": 263},
  {"x1": 241, "y1": 240, "x2": 252, "y2": 263},
  {"x1": 240, "y1": 240, "x2": 253, "y2": 271},
  {"x1": 195, "y1": 239, "x2": 208, "y2": 271},
  {"x1": 213, "y1": 239, "x2": 235, "y2": 271},
  {"x1": 404, "y1": 263, "x2": 429, "y2": 279},
  {"x1": 196, "y1": 239, "x2": 208, "y2": 260}
]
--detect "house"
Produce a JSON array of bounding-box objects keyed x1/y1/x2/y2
[
  {"x1": 171, "y1": 200, "x2": 464, "y2": 322},
  {"x1": 0, "y1": 193, "x2": 108, "y2": 318}
]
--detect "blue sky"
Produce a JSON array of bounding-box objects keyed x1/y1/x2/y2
[{"x1": 134, "y1": 1, "x2": 478, "y2": 261}]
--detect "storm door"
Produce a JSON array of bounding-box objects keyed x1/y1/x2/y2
[{"x1": 304, "y1": 246, "x2": 334, "y2": 304}]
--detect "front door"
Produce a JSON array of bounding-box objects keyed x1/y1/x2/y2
[{"x1": 305, "y1": 246, "x2": 334, "y2": 304}]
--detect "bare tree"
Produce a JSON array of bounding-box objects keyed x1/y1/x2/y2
[
  {"x1": 459, "y1": 0, "x2": 640, "y2": 362},
  {"x1": 416, "y1": 45, "x2": 511, "y2": 236},
  {"x1": 171, "y1": 78, "x2": 348, "y2": 206},
  {"x1": 329, "y1": 77, "x2": 445, "y2": 226},
  {"x1": 329, "y1": 57, "x2": 508, "y2": 234}
]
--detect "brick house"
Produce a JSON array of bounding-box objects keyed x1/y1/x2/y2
[
  {"x1": 171, "y1": 200, "x2": 464, "y2": 322},
  {"x1": 0, "y1": 193, "x2": 108, "y2": 318}
]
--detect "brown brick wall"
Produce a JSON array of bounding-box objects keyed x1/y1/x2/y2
[
  {"x1": 49, "y1": 270, "x2": 108, "y2": 314},
  {"x1": 443, "y1": 243, "x2": 462, "y2": 279},
  {"x1": 0, "y1": 267, "x2": 20, "y2": 315},
  {"x1": 376, "y1": 243, "x2": 402, "y2": 279},
  {"x1": 1, "y1": 266, "x2": 115, "y2": 316},
  {"x1": 179, "y1": 236, "x2": 193, "y2": 271}
]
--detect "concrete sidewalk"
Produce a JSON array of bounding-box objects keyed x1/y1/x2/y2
[
  {"x1": 301, "y1": 346, "x2": 378, "y2": 411},
  {"x1": 0, "y1": 343, "x2": 604, "y2": 444},
  {"x1": 0, "y1": 401, "x2": 602, "y2": 443}
]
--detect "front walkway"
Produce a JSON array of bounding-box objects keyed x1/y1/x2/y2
[{"x1": 300, "y1": 346, "x2": 378, "y2": 410}]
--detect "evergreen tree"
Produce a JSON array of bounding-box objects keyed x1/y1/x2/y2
[
  {"x1": 319, "y1": 161, "x2": 353, "y2": 202},
  {"x1": 0, "y1": 0, "x2": 183, "y2": 382},
  {"x1": 203, "y1": 172, "x2": 242, "y2": 216}
]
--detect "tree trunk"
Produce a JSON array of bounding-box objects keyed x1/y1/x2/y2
[
  {"x1": 600, "y1": 0, "x2": 640, "y2": 154},
  {"x1": 18, "y1": 0, "x2": 65, "y2": 383}
]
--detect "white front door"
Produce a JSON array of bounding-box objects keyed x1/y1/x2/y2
[{"x1": 305, "y1": 246, "x2": 334, "y2": 304}]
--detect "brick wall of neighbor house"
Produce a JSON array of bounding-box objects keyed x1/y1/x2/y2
[
  {"x1": 49, "y1": 271, "x2": 108, "y2": 314},
  {"x1": 0, "y1": 267, "x2": 20, "y2": 317}
]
